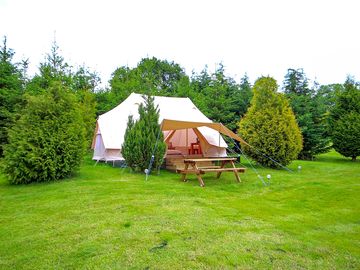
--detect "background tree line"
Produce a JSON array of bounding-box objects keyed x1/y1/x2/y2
[{"x1": 1, "y1": 37, "x2": 359, "y2": 183}]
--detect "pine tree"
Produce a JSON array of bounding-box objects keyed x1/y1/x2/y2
[
  {"x1": 191, "y1": 64, "x2": 245, "y2": 132},
  {"x1": 239, "y1": 76, "x2": 302, "y2": 168},
  {"x1": 237, "y1": 73, "x2": 253, "y2": 118},
  {"x1": 283, "y1": 68, "x2": 331, "y2": 159},
  {"x1": 26, "y1": 42, "x2": 98, "y2": 148},
  {"x1": 0, "y1": 37, "x2": 23, "y2": 156},
  {"x1": 121, "y1": 95, "x2": 166, "y2": 172},
  {"x1": 329, "y1": 77, "x2": 360, "y2": 161},
  {"x1": 26, "y1": 39, "x2": 72, "y2": 94}
]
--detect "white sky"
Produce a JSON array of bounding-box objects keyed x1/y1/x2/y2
[{"x1": 1, "y1": 0, "x2": 359, "y2": 87}]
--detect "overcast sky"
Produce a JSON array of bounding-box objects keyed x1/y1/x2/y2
[{"x1": 1, "y1": 0, "x2": 359, "y2": 87}]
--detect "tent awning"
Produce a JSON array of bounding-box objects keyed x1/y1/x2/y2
[{"x1": 160, "y1": 119, "x2": 248, "y2": 145}]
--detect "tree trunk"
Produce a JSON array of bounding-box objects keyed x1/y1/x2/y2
[{"x1": 352, "y1": 156, "x2": 357, "y2": 161}]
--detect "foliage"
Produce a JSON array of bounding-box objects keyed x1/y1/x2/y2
[
  {"x1": 25, "y1": 42, "x2": 98, "y2": 148},
  {"x1": 121, "y1": 95, "x2": 166, "y2": 172},
  {"x1": 239, "y1": 76, "x2": 302, "y2": 168},
  {"x1": 237, "y1": 73, "x2": 253, "y2": 118},
  {"x1": 121, "y1": 115, "x2": 138, "y2": 170},
  {"x1": 103, "y1": 57, "x2": 191, "y2": 112},
  {"x1": 2, "y1": 82, "x2": 86, "y2": 184},
  {"x1": 71, "y1": 66, "x2": 99, "y2": 147},
  {"x1": 316, "y1": 83, "x2": 344, "y2": 110},
  {"x1": 77, "y1": 90, "x2": 97, "y2": 147},
  {"x1": 191, "y1": 65, "x2": 252, "y2": 133},
  {"x1": 283, "y1": 68, "x2": 311, "y2": 95},
  {"x1": 283, "y1": 68, "x2": 331, "y2": 159},
  {"x1": 26, "y1": 40, "x2": 72, "y2": 94},
  {"x1": 194, "y1": 65, "x2": 236, "y2": 129},
  {"x1": 72, "y1": 65, "x2": 101, "y2": 93},
  {"x1": 0, "y1": 36, "x2": 24, "y2": 156},
  {"x1": 329, "y1": 77, "x2": 360, "y2": 161}
]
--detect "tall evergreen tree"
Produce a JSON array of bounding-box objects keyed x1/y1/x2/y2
[
  {"x1": 0, "y1": 37, "x2": 23, "y2": 156},
  {"x1": 26, "y1": 42, "x2": 98, "y2": 148},
  {"x1": 316, "y1": 83, "x2": 344, "y2": 111},
  {"x1": 283, "y1": 68, "x2": 312, "y2": 95},
  {"x1": 26, "y1": 39, "x2": 72, "y2": 94},
  {"x1": 329, "y1": 77, "x2": 360, "y2": 161},
  {"x1": 190, "y1": 64, "x2": 248, "y2": 132},
  {"x1": 237, "y1": 73, "x2": 253, "y2": 118},
  {"x1": 283, "y1": 68, "x2": 331, "y2": 159},
  {"x1": 121, "y1": 95, "x2": 166, "y2": 172},
  {"x1": 239, "y1": 76, "x2": 302, "y2": 168}
]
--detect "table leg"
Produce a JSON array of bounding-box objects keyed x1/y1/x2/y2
[
  {"x1": 196, "y1": 174, "x2": 205, "y2": 187},
  {"x1": 181, "y1": 163, "x2": 189, "y2": 182},
  {"x1": 216, "y1": 160, "x2": 226, "y2": 178},
  {"x1": 192, "y1": 163, "x2": 205, "y2": 187},
  {"x1": 231, "y1": 161, "x2": 241, "y2": 182}
]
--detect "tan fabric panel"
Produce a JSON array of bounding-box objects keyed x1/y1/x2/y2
[{"x1": 161, "y1": 119, "x2": 249, "y2": 145}]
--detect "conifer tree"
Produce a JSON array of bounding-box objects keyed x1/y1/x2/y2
[
  {"x1": 0, "y1": 37, "x2": 23, "y2": 156},
  {"x1": 329, "y1": 77, "x2": 360, "y2": 161},
  {"x1": 283, "y1": 68, "x2": 331, "y2": 159},
  {"x1": 237, "y1": 74, "x2": 253, "y2": 118},
  {"x1": 26, "y1": 40, "x2": 72, "y2": 94},
  {"x1": 239, "y1": 76, "x2": 302, "y2": 168},
  {"x1": 122, "y1": 115, "x2": 138, "y2": 170},
  {"x1": 121, "y1": 95, "x2": 166, "y2": 172},
  {"x1": 2, "y1": 82, "x2": 86, "y2": 184}
]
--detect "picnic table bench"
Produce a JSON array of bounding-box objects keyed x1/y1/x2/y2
[{"x1": 176, "y1": 157, "x2": 246, "y2": 187}]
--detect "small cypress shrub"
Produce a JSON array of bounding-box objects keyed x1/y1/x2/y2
[
  {"x1": 238, "y1": 76, "x2": 302, "y2": 168},
  {"x1": 122, "y1": 115, "x2": 139, "y2": 170},
  {"x1": 2, "y1": 82, "x2": 86, "y2": 184},
  {"x1": 122, "y1": 95, "x2": 166, "y2": 172}
]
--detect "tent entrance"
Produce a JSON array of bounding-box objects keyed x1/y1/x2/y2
[
  {"x1": 164, "y1": 128, "x2": 202, "y2": 156},
  {"x1": 164, "y1": 128, "x2": 226, "y2": 158}
]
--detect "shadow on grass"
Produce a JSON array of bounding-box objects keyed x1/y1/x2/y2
[{"x1": 315, "y1": 153, "x2": 358, "y2": 164}]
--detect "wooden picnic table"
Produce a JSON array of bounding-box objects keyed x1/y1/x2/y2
[{"x1": 177, "y1": 157, "x2": 246, "y2": 187}]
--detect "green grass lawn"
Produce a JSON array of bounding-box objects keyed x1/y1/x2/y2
[{"x1": 0, "y1": 151, "x2": 359, "y2": 269}]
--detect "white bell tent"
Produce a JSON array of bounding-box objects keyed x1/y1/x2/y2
[{"x1": 92, "y1": 93, "x2": 245, "y2": 162}]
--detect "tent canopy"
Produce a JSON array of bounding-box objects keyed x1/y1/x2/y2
[{"x1": 160, "y1": 119, "x2": 248, "y2": 145}]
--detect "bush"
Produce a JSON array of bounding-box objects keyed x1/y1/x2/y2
[
  {"x1": 238, "y1": 76, "x2": 302, "y2": 168},
  {"x1": 2, "y1": 82, "x2": 86, "y2": 184},
  {"x1": 122, "y1": 95, "x2": 166, "y2": 173}
]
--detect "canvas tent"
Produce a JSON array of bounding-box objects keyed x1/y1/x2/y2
[{"x1": 92, "y1": 93, "x2": 243, "y2": 162}]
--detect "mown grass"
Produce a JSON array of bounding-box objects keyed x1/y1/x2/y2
[{"x1": 0, "y1": 151, "x2": 359, "y2": 269}]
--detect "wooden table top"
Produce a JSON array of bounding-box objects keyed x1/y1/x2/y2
[{"x1": 184, "y1": 157, "x2": 237, "y2": 163}]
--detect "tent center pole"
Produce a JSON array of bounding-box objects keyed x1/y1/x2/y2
[{"x1": 218, "y1": 130, "x2": 221, "y2": 158}]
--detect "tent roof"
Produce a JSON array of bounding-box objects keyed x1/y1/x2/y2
[
  {"x1": 97, "y1": 93, "x2": 232, "y2": 149},
  {"x1": 161, "y1": 119, "x2": 248, "y2": 145}
]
